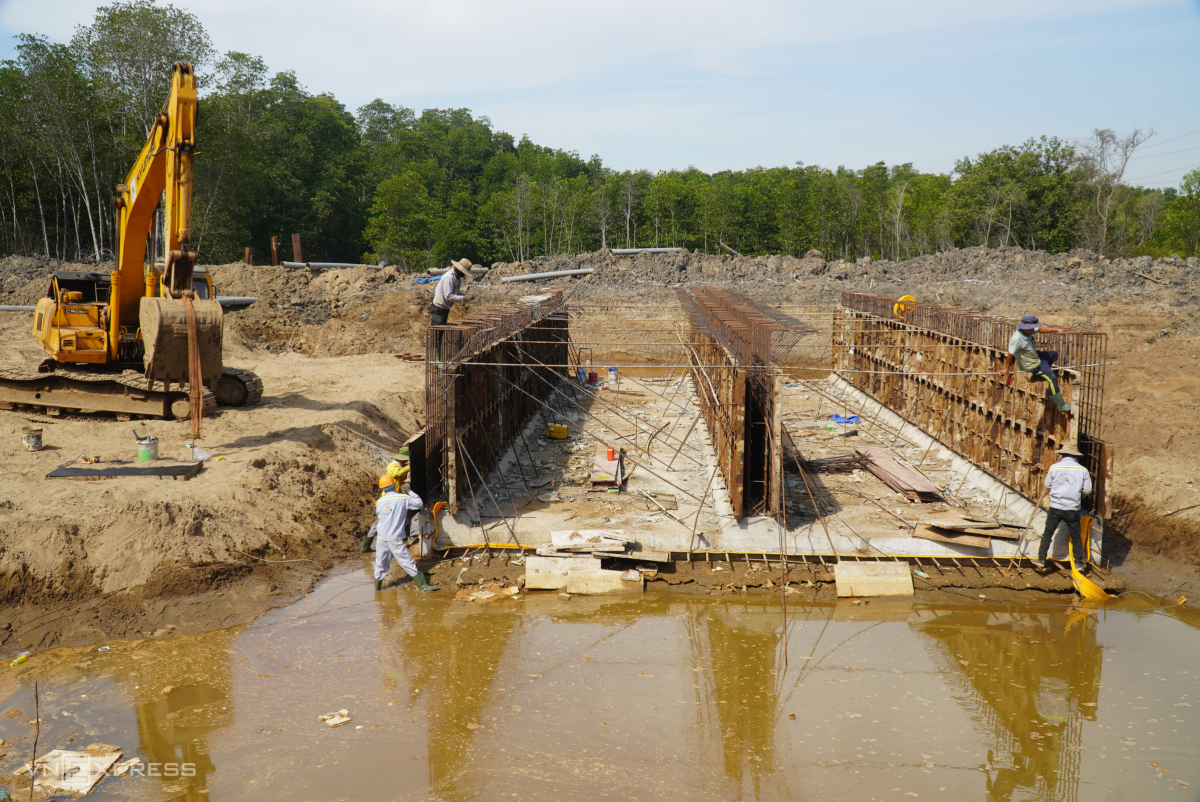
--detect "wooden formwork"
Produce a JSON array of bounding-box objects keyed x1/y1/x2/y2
[{"x1": 832, "y1": 293, "x2": 1111, "y2": 516}]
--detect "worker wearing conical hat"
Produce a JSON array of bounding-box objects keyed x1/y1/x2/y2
[
  {"x1": 429, "y1": 258, "x2": 474, "y2": 363},
  {"x1": 1032, "y1": 442, "x2": 1093, "y2": 573},
  {"x1": 429, "y1": 258, "x2": 473, "y2": 327}
]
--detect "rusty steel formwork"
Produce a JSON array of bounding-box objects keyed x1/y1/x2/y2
[
  {"x1": 676, "y1": 287, "x2": 812, "y2": 519},
  {"x1": 424, "y1": 290, "x2": 572, "y2": 509},
  {"x1": 833, "y1": 291, "x2": 1112, "y2": 516}
]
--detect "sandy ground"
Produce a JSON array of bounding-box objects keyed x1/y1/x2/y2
[
  {"x1": 1, "y1": 245, "x2": 1197, "y2": 647},
  {"x1": 0, "y1": 308, "x2": 425, "y2": 647}
]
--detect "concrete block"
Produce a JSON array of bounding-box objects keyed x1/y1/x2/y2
[
  {"x1": 834, "y1": 562, "x2": 914, "y2": 597},
  {"x1": 525, "y1": 556, "x2": 571, "y2": 590},
  {"x1": 564, "y1": 557, "x2": 644, "y2": 595}
]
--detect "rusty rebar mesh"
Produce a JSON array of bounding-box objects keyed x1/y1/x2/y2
[
  {"x1": 835, "y1": 291, "x2": 1111, "y2": 516},
  {"x1": 676, "y1": 287, "x2": 785, "y2": 519},
  {"x1": 425, "y1": 290, "x2": 573, "y2": 504}
]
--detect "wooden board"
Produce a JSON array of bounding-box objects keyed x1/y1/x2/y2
[
  {"x1": 855, "y1": 446, "x2": 942, "y2": 501},
  {"x1": 550, "y1": 530, "x2": 629, "y2": 552},
  {"x1": 834, "y1": 563, "x2": 914, "y2": 597},
  {"x1": 921, "y1": 515, "x2": 997, "y2": 530},
  {"x1": 911, "y1": 524, "x2": 991, "y2": 550}
]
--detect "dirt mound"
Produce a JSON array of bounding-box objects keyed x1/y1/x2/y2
[{"x1": 0, "y1": 255, "x2": 87, "y2": 305}]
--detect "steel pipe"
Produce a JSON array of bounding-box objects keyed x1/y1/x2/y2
[
  {"x1": 217, "y1": 296, "x2": 257, "y2": 309},
  {"x1": 611, "y1": 248, "x2": 683, "y2": 255},
  {"x1": 282, "y1": 261, "x2": 383, "y2": 270},
  {"x1": 0, "y1": 306, "x2": 35, "y2": 312},
  {"x1": 500, "y1": 268, "x2": 594, "y2": 283}
]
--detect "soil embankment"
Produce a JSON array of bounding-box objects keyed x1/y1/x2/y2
[{"x1": 0, "y1": 245, "x2": 1196, "y2": 645}]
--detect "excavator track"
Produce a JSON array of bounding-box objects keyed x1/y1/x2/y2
[
  {"x1": 214, "y1": 366, "x2": 264, "y2": 407},
  {"x1": 0, "y1": 366, "x2": 215, "y2": 421}
]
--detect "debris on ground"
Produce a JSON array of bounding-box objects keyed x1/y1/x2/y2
[{"x1": 318, "y1": 710, "x2": 351, "y2": 727}]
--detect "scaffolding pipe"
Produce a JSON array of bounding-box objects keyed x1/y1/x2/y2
[
  {"x1": 611, "y1": 248, "x2": 684, "y2": 255},
  {"x1": 500, "y1": 268, "x2": 594, "y2": 283}
]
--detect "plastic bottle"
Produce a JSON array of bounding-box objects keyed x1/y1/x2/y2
[
  {"x1": 9, "y1": 652, "x2": 29, "y2": 668},
  {"x1": 608, "y1": 366, "x2": 617, "y2": 385}
]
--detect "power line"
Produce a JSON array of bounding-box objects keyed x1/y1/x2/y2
[
  {"x1": 1127, "y1": 161, "x2": 1200, "y2": 184},
  {"x1": 1130, "y1": 143, "x2": 1200, "y2": 160},
  {"x1": 1137, "y1": 126, "x2": 1200, "y2": 151}
]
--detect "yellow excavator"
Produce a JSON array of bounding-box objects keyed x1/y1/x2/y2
[{"x1": 0, "y1": 62, "x2": 261, "y2": 420}]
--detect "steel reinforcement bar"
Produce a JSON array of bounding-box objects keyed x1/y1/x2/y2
[
  {"x1": 833, "y1": 291, "x2": 1112, "y2": 515},
  {"x1": 676, "y1": 288, "x2": 812, "y2": 519},
  {"x1": 424, "y1": 290, "x2": 572, "y2": 509}
]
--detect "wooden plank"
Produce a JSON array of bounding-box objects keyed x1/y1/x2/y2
[
  {"x1": 550, "y1": 530, "x2": 629, "y2": 551},
  {"x1": 834, "y1": 563, "x2": 914, "y2": 597},
  {"x1": 911, "y1": 524, "x2": 991, "y2": 549}
]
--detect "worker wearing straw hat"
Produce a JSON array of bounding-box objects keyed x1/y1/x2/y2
[
  {"x1": 1032, "y1": 442, "x2": 1093, "y2": 572},
  {"x1": 429, "y1": 258, "x2": 473, "y2": 362}
]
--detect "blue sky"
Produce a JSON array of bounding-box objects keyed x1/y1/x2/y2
[{"x1": 3, "y1": 0, "x2": 1199, "y2": 187}]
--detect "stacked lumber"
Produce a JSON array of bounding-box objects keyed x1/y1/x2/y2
[
  {"x1": 536, "y1": 529, "x2": 631, "y2": 556},
  {"x1": 854, "y1": 446, "x2": 942, "y2": 502},
  {"x1": 912, "y1": 514, "x2": 1024, "y2": 549}
]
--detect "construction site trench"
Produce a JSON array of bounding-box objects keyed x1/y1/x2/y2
[{"x1": 1, "y1": 247, "x2": 1200, "y2": 798}]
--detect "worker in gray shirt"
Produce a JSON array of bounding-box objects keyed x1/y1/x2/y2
[
  {"x1": 999, "y1": 313, "x2": 1071, "y2": 413},
  {"x1": 1032, "y1": 442, "x2": 1093, "y2": 572},
  {"x1": 429, "y1": 258, "x2": 473, "y2": 361}
]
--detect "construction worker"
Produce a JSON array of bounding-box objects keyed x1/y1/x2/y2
[
  {"x1": 1032, "y1": 443, "x2": 1093, "y2": 572},
  {"x1": 429, "y1": 258, "x2": 473, "y2": 363},
  {"x1": 386, "y1": 446, "x2": 411, "y2": 486},
  {"x1": 999, "y1": 314, "x2": 1071, "y2": 413},
  {"x1": 373, "y1": 475, "x2": 439, "y2": 592},
  {"x1": 359, "y1": 451, "x2": 411, "y2": 553}
]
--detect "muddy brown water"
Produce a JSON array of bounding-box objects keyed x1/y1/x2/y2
[{"x1": 0, "y1": 571, "x2": 1197, "y2": 801}]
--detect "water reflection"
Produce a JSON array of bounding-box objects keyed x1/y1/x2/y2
[
  {"x1": 912, "y1": 605, "x2": 1103, "y2": 802},
  {"x1": 120, "y1": 629, "x2": 236, "y2": 801},
  {"x1": 694, "y1": 604, "x2": 792, "y2": 800},
  {"x1": 376, "y1": 590, "x2": 518, "y2": 800}
]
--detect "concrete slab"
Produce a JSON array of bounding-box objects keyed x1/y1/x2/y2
[
  {"x1": 525, "y1": 556, "x2": 571, "y2": 590},
  {"x1": 834, "y1": 562, "x2": 915, "y2": 597},
  {"x1": 564, "y1": 557, "x2": 644, "y2": 595}
]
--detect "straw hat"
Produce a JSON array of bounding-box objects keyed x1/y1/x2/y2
[
  {"x1": 1059, "y1": 442, "x2": 1083, "y2": 457},
  {"x1": 450, "y1": 258, "x2": 473, "y2": 276}
]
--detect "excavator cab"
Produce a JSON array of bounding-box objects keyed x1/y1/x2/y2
[{"x1": 32, "y1": 272, "x2": 116, "y2": 364}]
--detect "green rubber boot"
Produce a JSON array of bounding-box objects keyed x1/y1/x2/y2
[
  {"x1": 360, "y1": 524, "x2": 377, "y2": 554},
  {"x1": 1049, "y1": 393, "x2": 1071, "y2": 413},
  {"x1": 374, "y1": 579, "x2": 383, "y2": 591},
  {"x1": 413, "y1": 572, "x2": 439, "y2": 592}
]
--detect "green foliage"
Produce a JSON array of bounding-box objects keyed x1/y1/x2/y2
[{"x1": 2, "y1": 5, "x2": 1195, "y2": 266}]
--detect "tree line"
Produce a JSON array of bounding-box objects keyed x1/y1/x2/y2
[{"x1": 2, "y1": 0, "x2": 1198, "y2": 270}]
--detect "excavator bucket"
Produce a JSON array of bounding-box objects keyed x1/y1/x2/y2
[{"x1": 140, "y1": 296, "x2": 224, "y2": 388}]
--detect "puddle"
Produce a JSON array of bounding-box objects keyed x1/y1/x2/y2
[{"x1": 1, "y1": 572, "x2": 1198, "y2": 800}]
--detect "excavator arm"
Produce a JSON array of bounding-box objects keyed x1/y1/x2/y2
[{"x1": 113, "y1": 62, "x2": 222, "y2": 392}]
